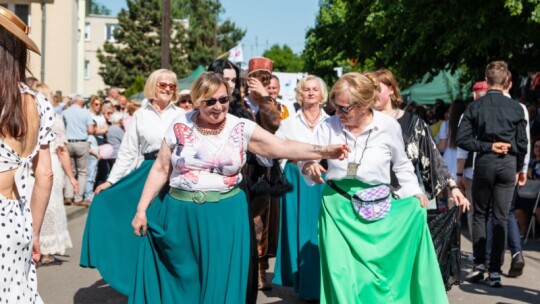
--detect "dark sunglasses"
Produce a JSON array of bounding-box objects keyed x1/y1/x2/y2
[
  {"x1": 203, "y1": 96, "x2": 229, "y2": 106},
  {"x1": 179, "y1": 98, "x2": 192, "y2": 104},
  {"x1": 333, "y1": 103, "x2": 356, "y2": 114},
  {"x1": 157, "y1": 82, "x2": 177, "y2": 90}
]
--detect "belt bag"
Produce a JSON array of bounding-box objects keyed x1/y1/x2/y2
[{"x1": 328, "y1": 180, "x2": 392, "y2": 221}]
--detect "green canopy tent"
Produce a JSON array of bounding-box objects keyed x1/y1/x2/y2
[
  {"x1": 401, "y1": 70, "x2": 471, "y2": 105},
  {"x1": 178, "y1": 65, "x2": 206, "y2": 90}
]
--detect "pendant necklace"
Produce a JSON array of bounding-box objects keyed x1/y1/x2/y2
[
  {"x1": 345, "y1": 129, "x2": 372, "y2": 176},
  {"x1": 303, "y1": 110, "x2": 321, "y2": 127}
]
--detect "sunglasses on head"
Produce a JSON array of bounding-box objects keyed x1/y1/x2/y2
[
  {"x1": 203, "y1": 96, "x2": 229, "y2": 106},
  {"x1": 333, "y1": 103, "x2": 356, "y2": 114},
  {"x1": 157, "y1": 82, "x2": 177, "y2": 90}
]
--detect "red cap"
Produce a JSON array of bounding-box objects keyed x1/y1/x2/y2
[
  {"x1": 248, "y1": 57, "x2": 273, "y2": 75},
  {"x1": 472, "y1": 81, "x2": 488, "y2": 91}
]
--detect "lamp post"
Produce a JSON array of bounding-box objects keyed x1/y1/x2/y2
[{"x1": 161, "y1": 0, "x2": 171, "y2": 69}]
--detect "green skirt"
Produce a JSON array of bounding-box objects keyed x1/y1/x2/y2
[
  {"x1": 80, "y1": 160, "x2": 161, "y2": 295},
  {"x1": 129, "y1": 191, "x2": 250, "y2": 304},
  {"x1": 319, "y1": 179, "x2": 448, "y2": 304},
  {"x1": 273, "y1": 162, "x2": 324, "y2": 300}
]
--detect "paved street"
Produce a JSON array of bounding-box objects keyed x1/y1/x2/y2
[{"x1": 37, "y1": 207, "x2": 540, "y2": 303}]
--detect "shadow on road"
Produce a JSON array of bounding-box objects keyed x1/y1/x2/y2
[{"x1": 73, "y1": 279, "x2": 127, "y2": 304}]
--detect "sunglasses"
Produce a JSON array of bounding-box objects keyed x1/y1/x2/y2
[
  {"x1": 157, "y1": 82, "x2": 177, "y2": 90},
  {"x1": 179, "y1": 98, "x2": 192, "y2": 104},
  {"x1": 104, "y1": 111, "x2": 113, "y2": 115},
  {"x1": 333, "y1": 103, "x2": 357, "y2": 114},
  {"x1": 203, "y1": 96, "x2": 229, "y2": 106}
]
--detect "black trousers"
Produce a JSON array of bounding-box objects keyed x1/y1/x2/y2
[{"x1": 472, "y1": 153, "x2": 516, "y2": 273}]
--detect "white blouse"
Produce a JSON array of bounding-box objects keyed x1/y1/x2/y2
[
  {"x1": 165, "y1": 112, "x2": 257, "y2": 192},
  {"x1": 276, "y1": 109, "x2": 329, "y2": 143},
  {"x1": 107, "y1": 102, "x2": 185, "y2": 184},
  {"x1": 303, "y1": 110, "x2": 422, "y2": 198}
]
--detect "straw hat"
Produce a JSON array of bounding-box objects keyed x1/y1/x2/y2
[
  {"x1": 248, "y1": 57, "x2": 273, "y2": 76},
  {"x1": 0, "y1": 7, "x2": 40, "y2": 54}
]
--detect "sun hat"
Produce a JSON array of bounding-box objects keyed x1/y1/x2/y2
[
  {"x1": 179, "y1": 89, "x2": 190, "y2": 96},
  {"x1": 248, "y1": 57, "x2": 273, "y2": 76},
  {"x1": 0, "y1": 7, "x2": 40, "y2": 54}
]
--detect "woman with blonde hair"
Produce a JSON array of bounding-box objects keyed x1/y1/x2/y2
[
  {"x1": 34, "y1": 83, "x2": 79, "y2": 265},
  {"x1": 302, "y1": 72, "x2": 448, "y2": 303},
  {"x1": 81, "y1": 69, "x2": 185, "y2": 295},
  {"x1": 273, "y1": 75, "x2": 329, "y2": 300}
]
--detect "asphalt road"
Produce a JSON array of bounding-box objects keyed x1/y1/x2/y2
[{"x1": 36, "y1": 209, "x2": 540, "y2": 303}]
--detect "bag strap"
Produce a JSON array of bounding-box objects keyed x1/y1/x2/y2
[{"x1": 327, "y1": 180, "x2": 352, "y2": 200}]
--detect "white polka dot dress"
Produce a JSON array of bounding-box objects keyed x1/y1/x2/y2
[{"x1": 0, "y1": 84, "x2": 55, "y2": 304}]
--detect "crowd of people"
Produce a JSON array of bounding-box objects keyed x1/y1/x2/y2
[{"x1": 2, "y1": 6, "x2": 540, "y2": 303}]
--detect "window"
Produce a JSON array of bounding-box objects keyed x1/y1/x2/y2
[
  {"x1": 84, "y1": 60, "x2": 90, "y2": 79},
  {"x1": 105, "y1": 23, "x2": 118, "y2": 42},
  {"x1": 85, "y1": 22, "x2": 91, "y2": 41},
  {"x1": 14, "y1": 4, "x2": 29, "y2": 25}
]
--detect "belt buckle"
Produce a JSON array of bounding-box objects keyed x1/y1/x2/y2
[{"x1": 192, "y1": 190, "x2": 206, "y2": 204}]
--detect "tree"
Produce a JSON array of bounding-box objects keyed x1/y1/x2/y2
[
  {"x1": 90, "y1": 1, "x2": 111, "y2": 15},
  {"x1": 304, "y1": 0, "x2": 540, "y2": 86},
  {"x1": 97, "y1": 0, "x2": 189, "y2": 88},
  {"x1": 173, "y1": 0, "x2": 246, "y2": 70},
  {"x1": 98, "y1": 0, "x2": 246, "y2": 88},
  {"x1": 262, "y1": 44, "x2": 304, "y2": 72}
]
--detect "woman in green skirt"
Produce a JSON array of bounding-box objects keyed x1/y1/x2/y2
[
  {"x1": 129, "y1": 72, "x2": 349, "y2": 303},
  {"x1": 80, "y1": 69, "x2": 185, "y2": 295},
  {"x1": 273, "y1": 75, "x2": 329, "y2": 300},
  {"x1": 302, "y1": 72, "x2": 460, "y2": 303}
]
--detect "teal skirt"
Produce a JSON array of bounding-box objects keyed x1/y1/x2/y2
[
  {"x1": 273, "y1": 162, "x2": 324, "y2": 300},
  {"x1": 129, "y1": 191, "x2": 250, "y2": 304},
  {"x1": 319, "y1": 179, "x2": 448, "y2": 304},
  {"x1": 80, "y1": 160, "x2": 161, "y2": 295}
]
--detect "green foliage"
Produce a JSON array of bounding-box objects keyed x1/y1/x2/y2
[
  {"x1": 98, "y1": 0, "x2": 245, "y2": 88},
  {"x1": 262, "y1": 44, "x2": 304, "y2": 72},
  {"x1": 123, "y1": 75, "x2": 146, "y2": 99},
  {"x1": 90, "y1": 1, "x2": 111, "y2": 15},
  {"x1": 304, "y1": 0, "x2": 540, "y2": 86}
]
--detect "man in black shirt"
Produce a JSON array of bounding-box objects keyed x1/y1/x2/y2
[{"x1": 457, "y1": 61, "x2": 528, "y2": 287}]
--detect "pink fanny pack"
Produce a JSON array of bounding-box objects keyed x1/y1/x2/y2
[{"x1": 328, "y1": 181, "x2": 392, "y2": 221}]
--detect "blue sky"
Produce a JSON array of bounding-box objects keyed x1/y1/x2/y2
[{"x1": 105, "y1": 0, "x2": 320, "y2": 61}]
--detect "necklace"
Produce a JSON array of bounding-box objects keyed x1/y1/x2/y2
[
  {"x1": 196, "y1": 114, "x2": 226, "y2": 135},
  {"x1": 303, "y1": 110, "x2": 321, "y2": 127},
  {"x1": 344, "y1": 129, "x2": 372, "y2": 176}
]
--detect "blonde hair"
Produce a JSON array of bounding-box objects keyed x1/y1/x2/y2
[
  {"x1": 295, "y1": 75, "x2": 328, "y2": 107},
  {"x1": 126, "y1": 100, "x2": 141, "y2": 116},
  {"x1": 190, "y1": 72, "x2": 231, "y2": 108},
  {"x1": 34, "y1": 83, "x2": 53, "y2": 101},
  {"x1": 143, "y1": 69, "x2": 178, "y2": 101},
  {"x1": 88, "y1": 95, "x2": 103, "y2": 114},
  {"x1": 329, "y1": 72, "x2": 379, "y2": 108}
]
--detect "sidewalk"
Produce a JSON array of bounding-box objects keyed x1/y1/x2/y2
[{"x1": 66, "y1": 206, "x2": 540, "y2": 303}]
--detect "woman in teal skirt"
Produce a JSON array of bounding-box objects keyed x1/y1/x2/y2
[
  {"x1": 301, "y1": 72, "x2": 464, "y2": 303},
  {"x1": 273, "y1": 75, "x2": 329, "y2": 300},
  {"x1": 80, "y1": 69, "x2": 185, "y2": 295},
  {"x1": 130, "y1": 72, "x2": 349, "y2": 303}
]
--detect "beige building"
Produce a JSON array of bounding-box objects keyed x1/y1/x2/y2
[{"x1": 1, "y1": 0, "x2": 112, "y2": 97}]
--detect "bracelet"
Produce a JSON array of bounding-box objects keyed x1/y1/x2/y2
[
  {"x1": 449, "y1": 185, "x2": 459, "y2": 191},
  {"x1": 456, "y1": 173, "x2": 463, "y2": 177}
]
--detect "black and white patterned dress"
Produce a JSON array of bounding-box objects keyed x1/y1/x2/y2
[{"x1": 0, "y1": 83, "x2": 55, "y2": 303}]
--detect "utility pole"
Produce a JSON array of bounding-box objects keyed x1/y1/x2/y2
[
  {"x1": 213, "y1": 0, "x2": 219, "y2": 59},
  {"x1": 161, "y1": 0, "x2": 171, "y2": 69}
]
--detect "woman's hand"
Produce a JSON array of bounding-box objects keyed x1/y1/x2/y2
[
  {"x1": 302, "y1": 161, "x2": 326, "y2": 184},
  {"x1": 70, "y1": 177, "x2": 80, "y2": 194},
  {"x1": 322, "y1": 144, "x2": 350, "y2": 160},
  {"x1": 94, "y1": 181, "x2": 112, "y2": 194},
  {"x1": 414, "y1": 193, "x2": 429, "y2": 208},
  {"x1": 132, "y1": 211, "x2": 148, "y2": 236},
  {"x1": 32, "y1": 234, "x2": 41, "y2": 264},
  {"x1": 450, "y1": 187, "x2": 470, "y2": 212}
]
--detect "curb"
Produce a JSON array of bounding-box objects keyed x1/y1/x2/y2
[{"x1": 65, "y1": 205, "x2": 89, "y2": 222}]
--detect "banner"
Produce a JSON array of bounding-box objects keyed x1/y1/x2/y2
[{"x1": 228, "y1": 44, "x2": 244, "y2": 64}]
